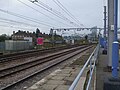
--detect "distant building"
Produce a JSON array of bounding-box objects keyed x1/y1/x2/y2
[
  {"x1": 11, "y1": 30, "x2": 36, "y2": 44},
  {"x1": 11, "y1": 29, "x2": 63, "y2": 46}
]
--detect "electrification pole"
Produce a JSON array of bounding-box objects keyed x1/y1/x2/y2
[
  {"x1": 107, "y1": 0, "x2": 114, "y2": 68},
  {"x1": 103, "y1": 6, "x2": 107, "y2": 54},
  {"x1": 104, "y1": 0, "x2": 120, "y2": 89},
  {"x1": 112, "y1": 0, "x2": 119, "y2": 78}
]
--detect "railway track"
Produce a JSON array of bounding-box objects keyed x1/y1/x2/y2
[
  {"x1": 0, "y1": 45, "x2": 93, "y2": 90},
  {"x1": 0, "y1": 44, "x2": 81, "y2": 62},
  {"x1": 0, "y1": 45, "x2": 86, "y2": 77}
]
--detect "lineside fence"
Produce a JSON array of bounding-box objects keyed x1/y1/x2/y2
[
  {"x1": 69, "y1": 44, "x2": 100, "y2": 90},
  {"x1": 0, "y1": 41, "x2": 33, "y2": 53}
]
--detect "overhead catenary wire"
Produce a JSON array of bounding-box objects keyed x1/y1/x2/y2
[
  {"x1": 0, "y1": 24, "x2": 36, "y2": 31},
  {"x1": 52, "y1": 0, "x2": 79, "y2": 25},
  {"x1": 53, "y1": 0, "x2": 85, "y2": 27},
  {"x1": 52, "y1": 0, "x2": 77, "y2": 22},
  {"x1": 29, "y1": 1, "x2": 69, "y2": 23},
  {"x1": 17, "y1": 0, "x2": 72, "y2": 27},
  {"x1": 37, "y1": 0, "x2": 68, "y2": 20},
  {"x1": 29, "y1": 0, "x2": 80, "y2": 27},
  {"x1": 0, "y1": 20, "x2": 17, "y2": 25},
  {"x1": 36, "y1": 0, "x2": 80, "y2": 27},
  {"x1": 0, "y1": 8, "x2": 57, "y2": 27},
  {"x1": 56, "y1": 0, "x2": 84, "y2": 26},
  {"x1": 0, "y1": 17, "x2": 42, "y2": 27}
]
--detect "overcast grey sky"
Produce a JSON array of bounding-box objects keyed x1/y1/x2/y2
[{"x1": 0, "y1": 0, "x2": 119, "y2": 35}]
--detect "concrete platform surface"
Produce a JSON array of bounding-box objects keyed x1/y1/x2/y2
[
  {"x1": 96, "y1": 49, "x2": 120, "y2": 90},
  {"x1": 27, "y1": 65, "x2": 89, "y2": 90}
]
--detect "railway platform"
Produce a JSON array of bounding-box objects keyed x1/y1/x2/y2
[
  {"x1": 96, "y1": 49, "x2": 120, "y2": 90},
  {"x1": 96, "y1": 49, "x2": 109, "y2": 90}
]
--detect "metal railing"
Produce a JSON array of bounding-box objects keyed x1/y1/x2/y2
[{"x1": 69, "y1": 44, "x2": 99, "y2": 90}]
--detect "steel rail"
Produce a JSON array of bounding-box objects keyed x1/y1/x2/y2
[
  {"x1": 0, "y1": 45, "x2": 93, "y2": 90},
  {"x1": 0, "y1": 45, "x2": 86, "y2": 78},
  {"x1": 0, "y1": 44, "x2": 81, "y2": 62},
  {"x1": 0, "y1": 45, "x2": 86, "y2": 71}
]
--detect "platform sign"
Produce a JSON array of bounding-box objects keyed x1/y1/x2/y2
[{"x1": 37, "y1": 38, "x2": 43, "y2": 45}]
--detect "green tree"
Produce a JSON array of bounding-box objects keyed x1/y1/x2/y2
[{"x1": 0, "y1": 34, "x2": 10, "y2": 42}]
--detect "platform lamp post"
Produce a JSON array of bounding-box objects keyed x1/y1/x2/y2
[{"x1": 112, "y1": 0, "x2": 119, "y2": 78}]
